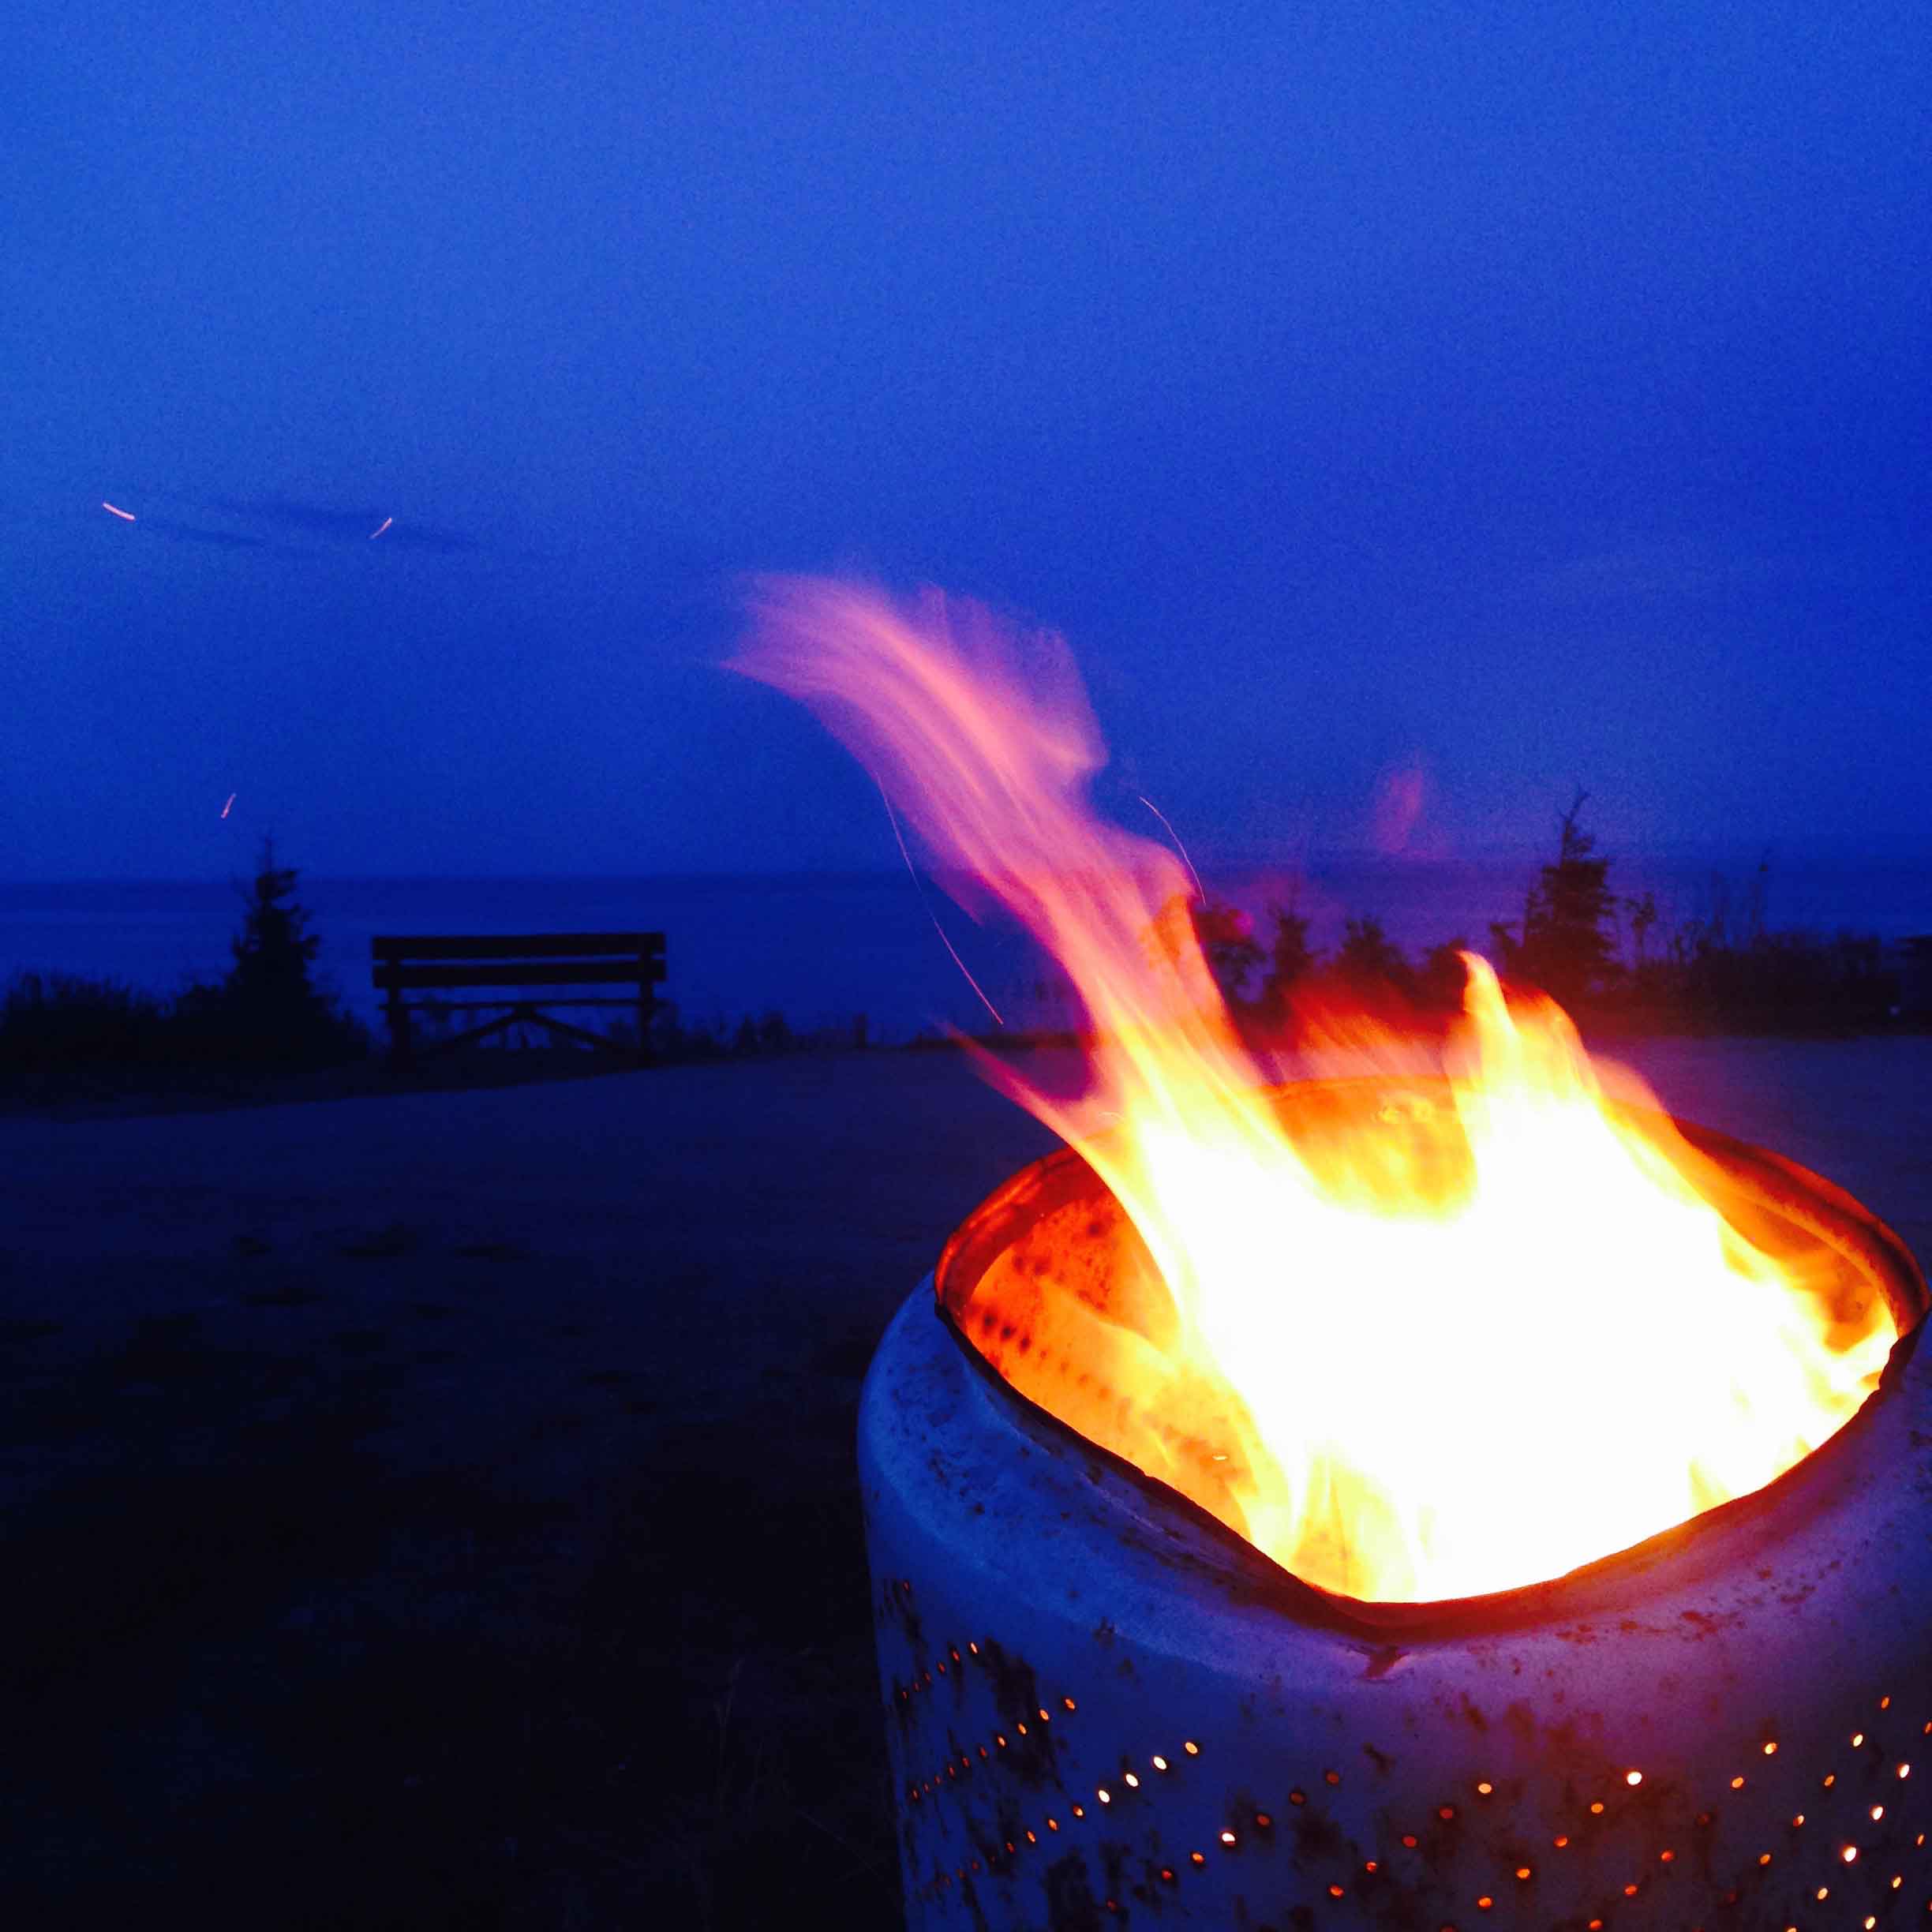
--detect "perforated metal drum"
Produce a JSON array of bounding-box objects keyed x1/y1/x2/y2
[{"x1": 859, "y1": 1085, "x2": 1930, "y2": 1930}]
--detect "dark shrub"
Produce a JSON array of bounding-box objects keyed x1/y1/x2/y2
[{"x1": 0, "y1": 972, "x2": 171, "y2": 1078}]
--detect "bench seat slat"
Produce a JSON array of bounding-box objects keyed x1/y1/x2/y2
[
  {"x1": 373, "y1": 960, "x2": 666, "y2": 992},
  {"x1": 371, "y1": 932, "x2": 663, "y2": 964},
  {"x1": 374, "y1": 996, "x2": 643, "y2": 1011}
]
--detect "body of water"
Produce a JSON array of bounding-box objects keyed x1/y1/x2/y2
[{"x1": 2, "y1": 852, "x2": 1926, "y2": 1044}]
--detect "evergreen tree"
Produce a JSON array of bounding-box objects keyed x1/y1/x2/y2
[
  {"x1": 1624, "y1": 890, "x2": 1659, "y2": 969},
  {"x1": 176, "y1": 837, "x2": 364, "y2": 1064},
  {"x1": 1419, "y1": 937, "x2": 1473, "y2": 1009},
  {"x1": 1335, "y1": 915, "x2": 1413, "y2": 994},
  {"x1": 1256, "y1": 902, "x2": 1319, "y2": 1019},
  {"x1": 1518, "y1": 791, "x2": 1619, "y2": 1006},
  {"x1": 227, "y1": 837, "x2": 328, "y2": 1023},
  {"x1": 1191, "y1": 898, "x2": 1264, "y2": 1008}
]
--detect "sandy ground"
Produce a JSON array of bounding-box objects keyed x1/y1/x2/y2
[{"x1": 2, "y1": 1037, "x2": 1929, "y2": 1927}]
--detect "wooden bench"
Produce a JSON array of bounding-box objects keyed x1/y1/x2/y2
[{"x1": 370, "y1": 932, "x2": 665, "y2": 1068}]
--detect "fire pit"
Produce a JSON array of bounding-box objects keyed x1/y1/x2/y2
[
  {"x1": 732, "y1": 575, "x2": 1930, "y2": 1928},
  {"x1": 861, "y1": 1084, "x2": 1930, "y2": 1928}
]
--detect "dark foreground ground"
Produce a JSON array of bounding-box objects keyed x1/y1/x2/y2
[{"x1": 2, "y1": 1039, "x2": 1929, "y2": 1927}]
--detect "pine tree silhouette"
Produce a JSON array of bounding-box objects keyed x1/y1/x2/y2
[
  {"x1": 226, "y1": 836, "x2": 328, "y2": 1024},
  {"x1": 1518, "y1": 792, "x2": 1619, "y2": 1007},
  {"x1": 174, "y1": 836, "x2": 363, "y2": 1063}
]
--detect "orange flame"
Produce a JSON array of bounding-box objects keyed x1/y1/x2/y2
[{"x1": 736, "y1": 578, "x2": 1895, "y2": 1601}]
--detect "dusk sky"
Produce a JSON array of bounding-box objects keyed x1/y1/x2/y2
[{"x1": 6, "y1": 1, "x2": 1927, "y2": 882}]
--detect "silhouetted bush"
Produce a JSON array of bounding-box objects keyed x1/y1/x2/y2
[
  {"x1": 1669, "y1": 927, "x2": 1896, "y2": 1031},
  {"x1": 615, "y1": 999, "x2": 873, "y2": 1063},
  {"x1": 1473, "y1": 806, "x2": 1898, "y2": 1033},
  {"x1": 0, "y1": 972, "x2": 174, "y2": 1078},
  {"x1": 1227, "y1": 799, "x2": 1908, "y2": 1040},
  {"x1": 730, "y1": 1010, "x2": 796, "y2": 1055},
  {"x1": 0, "y1": 841, "x2": 370, "y2": 1092}
]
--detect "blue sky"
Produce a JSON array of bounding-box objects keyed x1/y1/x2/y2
[{"x1": 5, "y1": 0, "x2": 1926, "y2": 878}]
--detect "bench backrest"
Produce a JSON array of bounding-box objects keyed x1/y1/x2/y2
[{"x1": 371, "y1": 933, "x2": 666, "y2": 994}]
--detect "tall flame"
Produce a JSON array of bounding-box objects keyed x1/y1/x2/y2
[{"x1": 735, "y1": 577, "x2": 1895, "y2": 1602}]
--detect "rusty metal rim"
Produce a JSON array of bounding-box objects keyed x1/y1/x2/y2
[{"x1": 932, "y1": 1075, "x2": 1930, "y2": 1643}]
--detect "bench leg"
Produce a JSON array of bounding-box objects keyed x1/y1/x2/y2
[{"x1": 385, "y1": 996, "x2": 414, "y2": 1071}]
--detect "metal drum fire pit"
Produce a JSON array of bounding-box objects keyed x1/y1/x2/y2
[{"x1": 860, "y1": 1077, "x2": 1930, "y2": 1930}]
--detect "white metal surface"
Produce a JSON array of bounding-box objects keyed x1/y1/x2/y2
[{"x1": 860, "y1": 1106, "x2": 1932, "y2": 1930}]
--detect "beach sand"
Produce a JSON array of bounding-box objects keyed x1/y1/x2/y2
[{"x1": 2, "y1": 1038, "x2": 1928, "y2": 1926}]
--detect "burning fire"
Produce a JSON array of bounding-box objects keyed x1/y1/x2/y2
[{"x1": 736, "y1": 578, "x2": 1896, "y2": 1603}]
